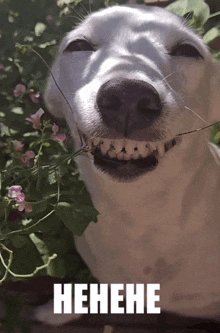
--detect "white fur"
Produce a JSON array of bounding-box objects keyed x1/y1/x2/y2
[{"x1": 37, "y1": 5, "x2": 220, "y2": 325}]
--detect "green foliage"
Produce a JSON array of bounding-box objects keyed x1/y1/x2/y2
[
  {"x1": 167, "y1": 0, "x2": 220, "y2": 41},
  {"x1": 0, "y1": 0, "x2": 103, "y2": 288}
]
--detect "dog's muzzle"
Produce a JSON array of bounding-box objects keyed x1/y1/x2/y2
[
  {"x1": 81, "y1": 78, "x2": 180, "y2": 181},
  {"x1": 96, "y1": 78, "x2": 162, "y2": 136}
]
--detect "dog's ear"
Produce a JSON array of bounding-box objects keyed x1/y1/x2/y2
[
  {"x1": 44, "y1": 60, "x2": 64, "y2": 118},
  {"x1": 210, "y1": 60, "x2": 220, "y2": 121}
]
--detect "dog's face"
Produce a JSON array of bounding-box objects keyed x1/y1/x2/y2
[{"x1": 45, "y1": 5, "x2": 220, "y2": 182}]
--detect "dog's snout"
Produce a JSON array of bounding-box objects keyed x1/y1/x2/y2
[{"x1": 96, "y1": 78, "x2": 162, "y2": 133}]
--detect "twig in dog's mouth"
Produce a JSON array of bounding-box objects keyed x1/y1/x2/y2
[{"x1": 177, "y1": 121, "x2": 220, "y2": 137}]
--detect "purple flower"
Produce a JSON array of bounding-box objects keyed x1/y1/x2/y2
[
  {"x1": 8, "y1": 185, "x2": 25, "y2": 202},
  {"x1": 13, "y1": 84, "x2": 27, "y2": 97},
  {"x1": 8, "y1": 185, "x2": 33, "y2": 213},
  {"x1": 29, "y1": 108, "x2": 45, "y2": 130},
  {"x1": 30, "y1": 92, "x2": 41, "y2": 104},
  {"x1": 21, "y1": 150, "x2": 35, "y2": 167},
  {"x1": 17, "y1": 201, "x2": 33, "y2": 213},
  {"x1": 13, "y1": 140, "x2": 24, "y2": 152},
  {"x1": 51, "y1": 123, "x2": 66, "y2": 142}
]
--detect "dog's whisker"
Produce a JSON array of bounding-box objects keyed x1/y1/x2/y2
[
  {"x1": 79, "y1": 1, "x2": 90, "y2": 16},
  {"x1": 160, "y1": 71, "x2": 176, "y2": 83},
  {"x1": 67, "y1": 15, "x2": 84, "y2": 23},
  {"x1": 184, "y1": 106, "x2": 207, "y2": 124},
  {"x1": 72, "y1": 8, "x2": 85, "y2": 21}
]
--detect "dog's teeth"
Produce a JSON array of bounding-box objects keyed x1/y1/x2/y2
[
  {"x1": 89, "y1": 136, "x2": 178, "y2": 162},
  {"x1": 100, "y1": 144, "x2": 107, "y2": 155},
  {"x1": 117, "y1": 152, "x2": 124, "y2": 160},
  {"x1": 93, "y1": 137, "x2": 101, "y2": 146},
  {"x1": 108, "y1": 150, "x2": 117, "y2": 158},
  {"x1": 132, "y1": 151, "x2": 140, "y2": 160},
  {"x1": 148, "y1": 142, "x2": 157, "y2": 152},
  {"x1": 140, "y1": 149, "x2": 150, "y2": 158},
  {"x1": 158, "y1": 144, "x2": 165, "y2": 157},
  {"x1": 123, "y1": 153, "x2": 131, "y2": 161},
  {"x1": 137, "y1": 142, "x2": 148, "y2": 155},
  {"x1": 101, "y1": 139, "x2": 111, "y2": 151},
  {"x1": 124, "y1": 142, "x2": 136, "y2": 155},
  {"x1": 114, "y1": 140, "x2": 124, "y2": 154}
]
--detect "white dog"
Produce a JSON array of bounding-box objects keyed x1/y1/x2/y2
[{"x1": 37, "y1": 4, "x2": 220, "y2": 325}]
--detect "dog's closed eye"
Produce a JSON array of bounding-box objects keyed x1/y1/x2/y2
[
  {"x1": 170, "y1": 42, "x2": 203, "y2": 59},
  {"x1": 64, "y1": 39, "x2": 94, "y2": 52}
]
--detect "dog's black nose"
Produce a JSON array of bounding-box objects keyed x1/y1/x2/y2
[{"x1": 96, "y1": 78, "x2": 162, "y2": 134}]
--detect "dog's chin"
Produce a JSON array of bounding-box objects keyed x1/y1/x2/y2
[{"x1": 82, "y1": 135, "x2": 180, "y2": 182}]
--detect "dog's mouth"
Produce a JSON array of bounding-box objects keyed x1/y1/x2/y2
[{"x1": 82, "y1": 135, "x2": 180, "y2": 181}]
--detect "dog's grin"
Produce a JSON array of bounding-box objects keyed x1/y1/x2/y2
[{"x1": 82, "y1": 135, "x2": 179, "y2": 181}]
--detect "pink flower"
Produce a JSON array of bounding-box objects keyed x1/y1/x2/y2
[
  {"x1": 8, "y1": 185, "x2": 32, "y2": 213},
  {"x1": 30, "y1": 108, "x2": 45, "y2": 129},
  {"x1": 0, "y1": 63, "x2": 4, "y2": 70},
  {"x1": 13, "y1": 84, "x2": 27, "y2": 97},
  {"x1": 52, "y1": 133, "x2": 66, "y2": 142},
  {"x1": 51, "y1": 123, "x2": 66, "y2": 142},
  {"x1": 13, "y1": 140, "x2": 24, "y2": 152},
  {"x1": 8, "y1": 185, "x2": 25, "y2": 202},
  {"x1": 30, "y1": 92, "x2": 41, "y2": 104},
  {"x1": 21, "y1": 150, "x2": 35, "y2": 167},
  {"x1": 17, "y1": 201, "x2": 33, "y2": 213}
]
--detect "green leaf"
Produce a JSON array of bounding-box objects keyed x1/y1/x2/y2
[
  {"x1": 31, "y1": 200, "x2": 48, "y2": 214},
  {"x1": 38, "y1": 40, "x2": 57, "y2": 49},
  {"x1": 8, "y1": 238, "x2": 44, "y2": 276},
  {"x1": 34, "y1": 22, "x2": 47, "y2": 37},
  {"x1": 213, "y1": 51, "x2": 220, "y2": 60},
  {"x1": 55, "y1": 202, "x2": 99, "y2": 236},
  {"x1": 167, "y1": 0, "x2": 209, "y2": 27},
  {"x1": 214, "y1": 131, "x2": 220, "y2": 142},
  {"x1": 29, "y1": 233, "x2": 49, "y2": 256},
  {"x1": 209, "y1": 11, "x2": 220, "y2": 19},
  {"x1": 11, "y1": 107, "x2": 23, "y2": 115},
  {"x1": 0, "y1": 123, "x2": 11, "y2": 137},
  {"x1": 166, "y1": 0, "x2": 191, "y2": 16},
  {"x1": 48, "y1": 170, "x2": 57, "y2": 185},
  {"x1": 21, "y1": 211, "x2": 62, "y2": 234},
  {"x1": 15, "y1": 43, "x2": 32, "y2": 55},
  {"x1": 11, "y1": 235, "x2": 29, "y2": 248},
  {"x1": 46, "y1": 257, "x2": 66, "y2": 278},
  {"x1": 203, "y1": 27, "x2": 220, "y2": 44}
]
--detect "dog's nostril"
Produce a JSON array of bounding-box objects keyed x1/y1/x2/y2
[
  {"x1": 97, "y1": 94, "x2": 121, "y2": 110},
  {"x1": 137, "y1": 97, "x2": 161, "y2": 116}
]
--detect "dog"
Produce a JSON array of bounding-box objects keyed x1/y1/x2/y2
[{"x1": 36, "y1": 4, "x2": 220, "y2": 326}]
